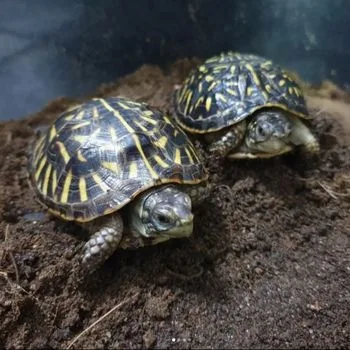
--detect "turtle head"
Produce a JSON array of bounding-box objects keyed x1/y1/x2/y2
[
  {"x1": 244, "y1": 109, "x2": 294, "y2": 157},
  {"x1": 129, "y1": 185, "x2": 194, "y2": 244}
]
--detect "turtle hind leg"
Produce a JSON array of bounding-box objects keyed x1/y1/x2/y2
[
  {"x1": 206, "y1": 120, "x2": 247, "y2": 157},
  {"x1": 81, "y1": 213, "x2": 124, "y2": 272}
]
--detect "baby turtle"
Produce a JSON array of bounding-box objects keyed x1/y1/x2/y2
[
  {"x1": 28, "y1": 97, "x2": 209, "y2": 271},
  {"x1": 174, "y1": 52, "x2": 319, "y2": 159}
]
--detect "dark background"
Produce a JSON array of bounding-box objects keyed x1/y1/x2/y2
[{"x1": 1, "y1": 0, "x2": 350, "y2": 120}]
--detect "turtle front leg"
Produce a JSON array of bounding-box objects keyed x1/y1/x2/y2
[
  {"x1": 289, "y1": 117, "x2": 320, "y2": 154},
  {"x1": 183, "y1": 182, "x2": 212, "y2": 206},
  {"x1": 81, "y1": 213, "x2": 124, "y2": 271},
  {"x1": 206, "y1": 120, "x2": 247, "y2": 157}
]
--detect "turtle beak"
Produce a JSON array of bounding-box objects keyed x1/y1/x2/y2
[
  {"x1": 151, "y1": 218, "x2": 194, "y2": 244},
  {"x1": 228, "y1": 139, "x2": 293, "y2": 159}
]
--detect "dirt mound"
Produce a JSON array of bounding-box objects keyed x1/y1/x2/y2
[{"x1": 1, "y1": 59, "x2": 350, "y2": 349}]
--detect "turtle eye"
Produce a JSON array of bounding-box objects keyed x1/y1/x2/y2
[
  {"x1": 156, "y1": 213, "x2": 171, "y2": 224},
  {"x1": 153, "y1": 208, "x2": 175, "y2": 228}
]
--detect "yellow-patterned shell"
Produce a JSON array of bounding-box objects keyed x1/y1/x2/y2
[
  {"x1": 174, "y1": 52, "x2": 312, "y2": 134},
  {"x1": 29, "y1": 97, "x2": 207, "y2": 222}
]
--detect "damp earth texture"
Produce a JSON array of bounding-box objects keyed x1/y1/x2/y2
[{"x1": 0, "y1": 59, "x2": 350, "y2": 348}]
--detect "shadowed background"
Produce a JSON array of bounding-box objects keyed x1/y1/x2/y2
[{"x1": 1, "y1": 0, "x2": 349, "y2": 120}]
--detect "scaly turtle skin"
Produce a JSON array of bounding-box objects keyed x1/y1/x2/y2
[
  {"x1": 28, "y1": 97, "x2": 209, "y2": 271},
  {"x1": 174, "y1": 52, "x2": 319, "y2": 159}
]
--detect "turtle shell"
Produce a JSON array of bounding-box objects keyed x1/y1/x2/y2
[
  {"x1": 174, "y1": 52, "x2": 311, "y2": 134},
  {"x1": 29, "y1": 97, "x2": 207, "y2": 223}
]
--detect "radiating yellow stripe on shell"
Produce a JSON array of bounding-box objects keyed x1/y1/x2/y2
[
  {"x1": 75, "y1": 110, "x2": 85, "y2": 120},
  {"x1": 154, "y1": 155, "x2": 169, "y2": 168},
  {"x1": 174, "y1": 148, "x2": 181, "y2": 164},
  {"x1": 204, "y1": 75, "x2": 214, "y2": 82},
  {"x1": 34, "y1": 137, "x2": 45, "y2": 164},
  {"x1": 184, "y1": 90, "x2": 193, "y2": 114},
  {"x1": 61, "y1": 171, "x2": 72, "y2": 204},
  {"x1": 154, "y1": 136, "x2": 167, "y2": 149},
  {"x1": 184, "y1": 147, "x2": 194, "y2": 163},
  {"x1": 178, "y1": 85, "x2": 188, "y2": 103},
  {"x1": 102, "y1": 161, "x2": 120, "y2": 174},
  {"x1": 100, "y1": 99, "x2": 134, "y2": 133},
  {"x1": 42, "y1": 163, "x2": 52, "y2": 196},
  {"x1": 128, "y1": 162, "x2": 138, "y2": 178},
  {"x1": 132, "y1": 135, "x2": 158, "y2": 179},
  {"x1": 77, "y1": 150, "x2": 87, "y2": 162},
  {"x1": 140, "y1": 115, "x2": 157, "y2": 125},
  {"x1": 195, "y1": 96, "x2": 204, "y2": 108},
  {"x1": 245, "y1": 63, "x2": 260, "y2": 86},
  {"x1": 92, "y1": 173, "x2": 109, "y2": 192},
  {"x1": 56, "y1": 141, "x2": 70, "y2": 164},
  {"x1": 49, "y1": 126, "x2": 56, "y2": 141},
  {"x1": 79, "y1": 177, "x2": 88, "y2": 202},
  {"x1": 35, "y1": 157, "x2": 46, "y2": 181},
  {"x1": 205, "y1": 97, "x2": 212, "y2": 111},
  {"x1": 101, "y1": 98, "x2": 158, "y2": 179},
  {"x1": 134, "y1": 120, "x2": 148, "y2": 132},
  {"x1": 71, "y1": 121, "x2": 90, "y2": 130},
  {"x1": 163, "y1": 115, "x2": 172, "y2": 124},
  {"x1": 64, "y1": 114, "x2": 75, "y2": 121},
  {"x1": 117, "y1": 102, "x2": 132, "y2": 110},
  {"x1": 51, "y1": 169, "x2": 58, "y2": 196},
  {"x1": 261, "y1": 60, "x2": 272, "y2": 67},
  {"x1": 207, "y1": 82, "x2": 216, "y2": 91},
  {"x1": 198, "y1": 82, "x2": 203, "y2": 94},
  {"x1": 226, "y1": 88, "x2": 237, "y2": 96},
  {"x1": 247, "y1": 87, "x2": 254, "y2": 96},
  {"x1": 71, "y1": 135, "x2": 88, "y2": 144},
  {"x1": 92, "y1": 107, "x2": 99, "y2": 119}
]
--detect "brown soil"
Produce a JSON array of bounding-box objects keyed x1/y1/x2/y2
[{"x1": 1, "y1": 59, "x2": 350, "y2": 349}]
